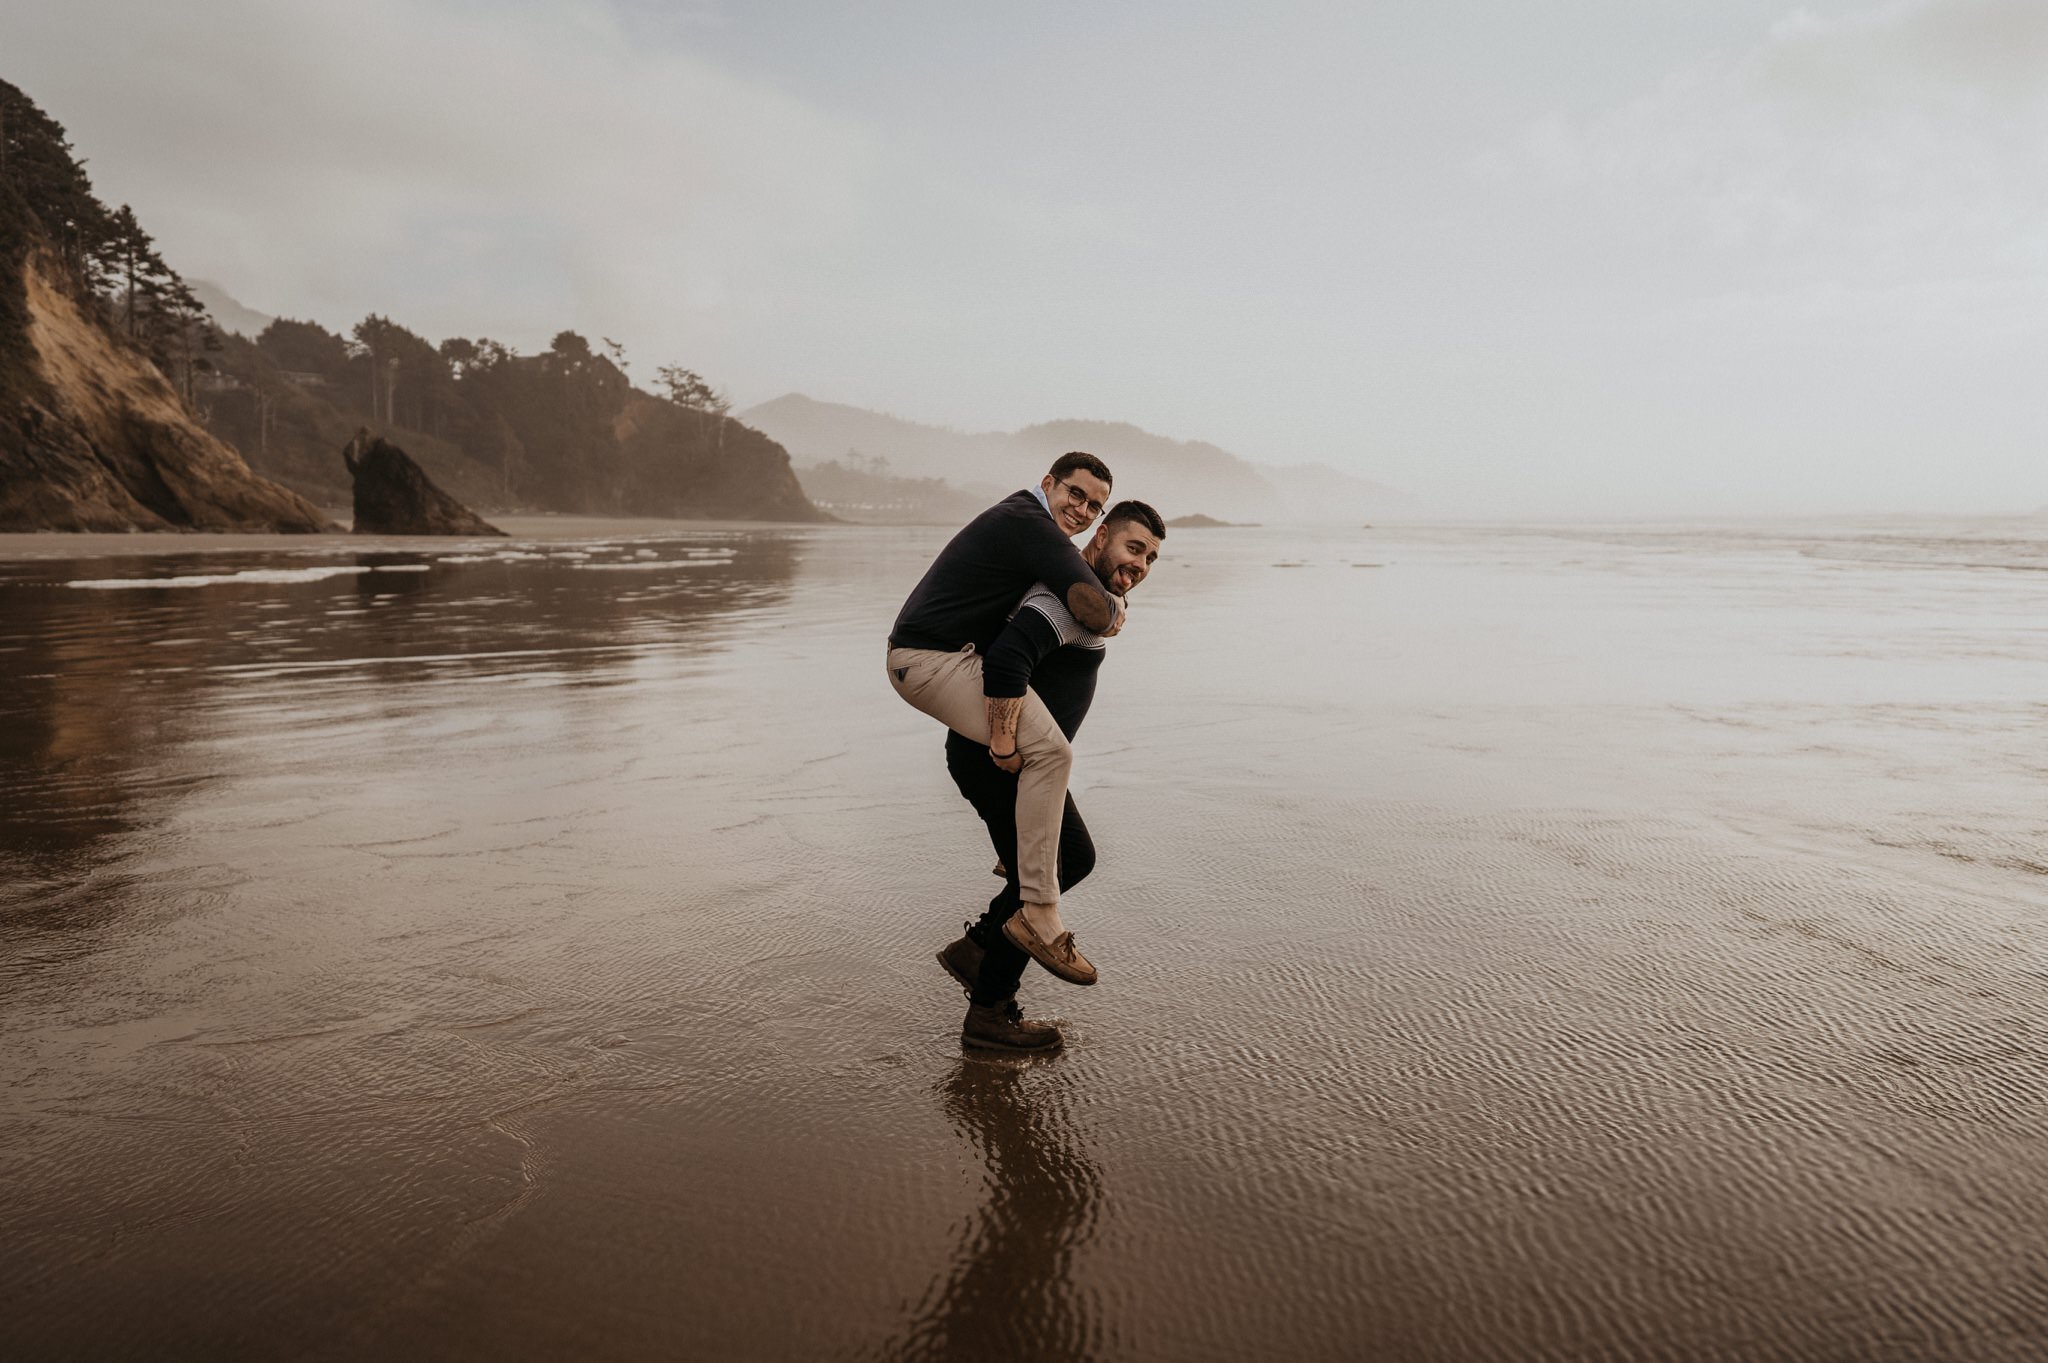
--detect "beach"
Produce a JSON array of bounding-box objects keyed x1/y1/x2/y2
[{"x1": 4, "y1": 516, "x2": 2047, "y2": 1360}]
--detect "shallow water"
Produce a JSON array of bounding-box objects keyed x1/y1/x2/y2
[{"x1": 4, "y1": 515, "x2": 2047, "y2": 1360}]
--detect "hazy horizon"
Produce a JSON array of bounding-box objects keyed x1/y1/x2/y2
[{"x1": 8, "y1": 0, "x2": 2046, "y2": 518}]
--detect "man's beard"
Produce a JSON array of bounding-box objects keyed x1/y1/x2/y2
[{"x1": 1087, "y1": 549, "x2": 1131, "y2": 594}]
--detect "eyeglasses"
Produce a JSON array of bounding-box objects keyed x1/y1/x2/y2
[{"x1": 1051, "y1": 478, "x2": 1106, "y2": 519}]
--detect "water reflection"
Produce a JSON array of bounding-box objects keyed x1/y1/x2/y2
[
  {"x1": 881, "y1": 1058, "x2": 1104, "y2": 1362},
  {"x1": 351, "y1": 551, "x2": 435, "y2": 598},
  {"x1": 0, "y1": 534, "x2": 799, "y2": 899}
]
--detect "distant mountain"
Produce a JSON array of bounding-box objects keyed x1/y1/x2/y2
[
  {"x1": 789, "y1": 454, "x2": 990, "y2": 525},
  {"x1": 1014, "y1": 419, "x2": 1276, "y2": 518},
  {"x1": 189, "y1": 279, "x2": 274, "y2": 338},
  {"x1": 738, "y1": 395, "x2": 1013, "y2": 497},
  {"x1": 739, "y1": 393, "x2": 1407, "y2": 523},
  {"x1": 1261, "y1": 461, "x2": 1407, "y2": 524}
]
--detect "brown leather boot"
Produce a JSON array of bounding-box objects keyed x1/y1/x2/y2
[
  {"x1": 961, "y1": 1000, "x2": 1063, "y2": 1053},
  {"x1": 935, "y1": 927, "x2": 985, "y2": 997}
]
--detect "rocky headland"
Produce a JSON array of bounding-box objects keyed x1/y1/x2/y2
[{"x1": 0, "y1": 86, "x2": 335, "y2": 533}]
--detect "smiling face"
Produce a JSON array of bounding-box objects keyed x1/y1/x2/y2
[
  {"x1": 1085, "y1": 516, "x2": 1163, "y2": 595},
  {"x1": 1041, "y1": 468, "x2": 1111, "y2": 537}
]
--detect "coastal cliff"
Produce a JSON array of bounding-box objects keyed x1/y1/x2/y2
[
  {"x1": 0, "y1": 80, "x2": 332, "y2": 532},
  {"x1": 0, "y1": 247, "x2": 333, "y2": 532}
]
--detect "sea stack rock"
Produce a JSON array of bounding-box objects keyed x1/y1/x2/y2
[{"x1": 343, "y1": 430, "x2": 504, "y2": 536}]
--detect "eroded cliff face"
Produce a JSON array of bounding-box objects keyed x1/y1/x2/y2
[{"x1": 0, "y1": 253, "x2": 335, "y2": 533}]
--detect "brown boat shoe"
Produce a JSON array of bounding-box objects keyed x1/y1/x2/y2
[
  {"x1": 961, "y1": 1000, "x2": 1063, "y2": 1053},
  {"x1": 935, "y1": 928, "x2": 985, "y2": 998},
  {"x1": 1002, "y1": 909, "x2": 1098, "y2": 986}
]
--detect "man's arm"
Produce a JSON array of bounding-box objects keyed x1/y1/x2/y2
[
  {"x1": 1070, "y1": 581, "x2": 1124, "y2": 636},
  {"x1": 980, "y1": 607, "x2": 1064, "y2": 771},
  {"x1": 1010, "y1": 517, "x2": 1124, "y2": 635}
]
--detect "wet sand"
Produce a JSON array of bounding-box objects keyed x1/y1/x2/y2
[{"x1": 4, "y1": 517, "x2": 2048, "y2": 1360}]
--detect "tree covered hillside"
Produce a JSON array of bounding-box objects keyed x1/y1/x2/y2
[{"x1": 204, "y1": 316, "x2": 820, "y2": 521}]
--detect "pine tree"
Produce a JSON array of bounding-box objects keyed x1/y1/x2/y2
[
  {"x1": 157, "y1": 278, "x2": 220, "y2": 405},
  {"x1": 0, "y1": 79, "x2": 119, "y2": 287},
  {"x1": 656, "y1": 364, "x2": 733, "y2": 446},
  {"x1": 1, "y1": 81, "x2": 227, "y2": 409},
  {"x1": 103, "y1": 204, "x2": 177, "y2": 341}
]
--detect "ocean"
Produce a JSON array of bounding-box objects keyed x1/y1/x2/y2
[{"x1": 4, "y1": 515, "x2": 2046, "y2": 1360}]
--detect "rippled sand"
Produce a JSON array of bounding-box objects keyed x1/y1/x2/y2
[{"x1": 4, "y1": 516, "x2": 2047, "y2": 1360}]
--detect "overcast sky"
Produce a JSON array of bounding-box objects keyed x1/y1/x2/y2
[{"x1": 9, "y1": 0, "x2": 2046, "y2": 514}]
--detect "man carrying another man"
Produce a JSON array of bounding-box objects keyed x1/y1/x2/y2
[
  {"x1": 885, "y1": 450, "x2": 1165, "y2": 1048},
  {"x1": 935, "y1": 499, "x2": 1165, "y2": 1051}
]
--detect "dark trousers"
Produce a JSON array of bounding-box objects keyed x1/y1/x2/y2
[{"x1": 945, "y1": 733, "x2": 1097, "y2": 1006}]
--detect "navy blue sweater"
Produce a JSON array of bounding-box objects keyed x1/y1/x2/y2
[
  {"x1": 945, "y1": 607, "x2": 1105, "y2": 773},
  {"x1": 888, "y1": 491, "x2": 1120, "y2": 657},
  {"x1": 980, "y1": 584, "x2": 1106, "y2": 727},
  {"x1": 986, "y1": 608, "x2": 1102, "y2": 737}
]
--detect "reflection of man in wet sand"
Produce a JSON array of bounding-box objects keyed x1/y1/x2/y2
[
  {"x1": 936, "y1": 501, "x2": 1164, "y2": 1051},
  {"x1": 880, "y1": 1059, "x2": 1104, "y2": 1359},
  {"x1": 887, "y1": 455, "x2": 1126, "y2": 1015}
]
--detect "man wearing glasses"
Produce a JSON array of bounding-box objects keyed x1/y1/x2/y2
[{"x1": 887, "y1": 453, "x2": 1125, "y2": 996}]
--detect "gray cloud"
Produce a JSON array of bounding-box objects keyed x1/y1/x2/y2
[
  {"x1": 7, "y1": 0, "x2": 2046, "y2": 515},
  {"x1": 8, "y1": 0, "x2": 875, "y2": 341},
  {"x1": 1520, "y1": 0, "x2": 2048, "y2": 270}
]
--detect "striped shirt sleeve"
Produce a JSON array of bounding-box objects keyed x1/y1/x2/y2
[{"x1": 1017, "y1": 583, "x2": 1107, "y2": 650}]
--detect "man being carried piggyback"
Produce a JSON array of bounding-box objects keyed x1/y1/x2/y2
[{"x1": 886, "y1": 454, "x2": 1128, "y2": 1031}]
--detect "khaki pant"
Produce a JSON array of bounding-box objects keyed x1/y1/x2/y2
[{"x1": 887, "y1": 645, "x2": 1073, "y2": 908}]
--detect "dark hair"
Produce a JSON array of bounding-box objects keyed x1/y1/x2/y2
[
  {"x1": 1102, "y1": 498, "x2": 1165, "y2": 539},
  {"x1": 1048, "y1": 450, "x2": 1112, "y2": 487}
]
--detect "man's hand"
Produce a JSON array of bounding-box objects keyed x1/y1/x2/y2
[
  {"x1": 1099, "y1": 594, "x2": 1128, "y2": 638},
  {"x1": 985, "y1": 693, "x2": 1023, "y2": 772}
]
